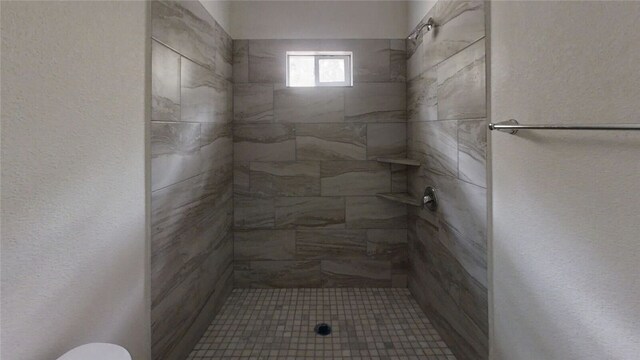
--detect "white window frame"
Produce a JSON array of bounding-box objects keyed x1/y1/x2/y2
[{"x1": 286, "y1": 51, "x2": 353, "y2": 87}]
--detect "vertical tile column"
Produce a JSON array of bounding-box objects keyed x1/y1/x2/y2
[
  {"x1": 150, "y1": 1, "x2": 234, "y2": 359},
  {"x1": 406, "y1": 1, "x2": 489, "y2": 360},
  {"x1": 232, "y1": 39, "x2": 409, "y2": 288}
]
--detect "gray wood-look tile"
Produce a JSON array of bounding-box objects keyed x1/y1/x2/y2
[
  {"x1": 214, "y1": 21, "x2": 233, "y2": 81},
  {"x1": 391, "y1": 164, "x2": 408, "y2": 193},
  {"x1": 234, "y1": 230, "x2": 296, "y2": 261},
  {"x1": 151, "y1": 0, "x2": 217, "y2": 70},
  {"x1": 434, "y1": 0, "x2": 484, "y2": 27},
  {"x1": 296, "y1": 123, "x2": 366, "y2": 161},
  {"x1": 390, "y1": 39, "x2": 407, "y2": 83},
  {"x1": 151, "y1": 165, "x2": 231, "y2": 226},
  {"x1": 422, "y1": 2, "x2": 485, "y2": 71},
  {"x1": 407, "y1": 36, "x2": 424, "y2": 81},
  {"x1": 322, "y1": 259, "x2": 392, "y2": 287},
  {"x1": 438, "y1": 220, "x2": 488, "y2": 288},
  {"x1": 344, "y1": 83, "x2": 406, "y2": 122},
  {"x1": 458, "y1": 119, "x2": 487, "y2": 188},
  {"x1": 151, "y1": 3, "x2": 235, "y2": 359},
  {"x1": 151, "y1": 172, "x2": 231, "y2": 258},
  {"x1": 233, "y1": 124, "x2": 295, "y2": 162},
  {"x1": 367, "y1": 229, "x2": 408, "y2": 274},
  {"x1": 408, "y1": 120, "x2": 458, "y2": 177},
  {"x1": 320, "y1": 39, "x2": 391, "y2": 83},
  {"x1": 423, "y1": 170, "x2": 487, "y2": 256},
  {"x1": 274, "y1": 85, "x2": 344, "y2": 123},
  {"x1": 234, "y1": 195, "x2": 275, "y2": 229},
  {"x1": 409, "y1": 215, "x2": 488, "y2": 348},
  {"x1": 437, "y1": 39, "x2": 486, "y2": 120},
  {"x1": 151, "y1": 122, "x2": 202, "y2": 191},
  {"x1": 161, "y1": 263, "x2": 231, "y2": 360},
  {"x1": 152, "y1": 40, "x2": 180, "y2": 121},
  {"x1": 405, "y1": 2, "x2": 487, "y2": 358},
  {"x1": 152, "y1": 173, "x2": 206, "y2": 226},
  {"x1": 320, "y1": 161, "x2": 390, "y2": 196},
  {"x1": 151, "y1": 205, "x2": 232, "y2": 307},
  {"x1": 248, "y1": 40, "x2": 318, "y2": 83},
  {"x1": 200, "y1": 123, "x2": 233, "y2": 174},
  {"x1": 234, "y1": 261, "x2": 323, "y2": 288},
  {"x1": 275, "y1": 197, "x2": 346, "y2": 229},
  {"x1": 232, "y1": 40, "x2": 249, "y2": 83},
  {"x1": 200, "y1": 122, "x2": 232, "y2": 146},
  {"x1": 346, "y1": 196, "x2": 407, "y2": 229},
  {"x1": 367, "y1": 229, "x2": 408, "y2": 248},
  {"x1": 234, "y1": 84, "x2": 274, "y2": 124},
  {"x1": 296, "y1": 229, "x2": 367, "y2": 260},
  {"x1": 152, "y1": 249, "x2": 232, "y2": 359},
  {"x1": 233, "y1": 162, "x2": 251, "y2": 196},
  {"x1": 407, "y1": 1, "x2": 484, "y2": 73},
  {"x1": 181, "y1": 58, "x2": 231, "y2": 123},
  {"x1": 228, "y1": 37, "x2": 412, "y2": 290},
  {"x1": 407, "y1": 68, "x2": 438, "y2": 122},
  {"x1": 392, "y1": 274, "x2": 408, "y2": 288},
  {"x1": 250, "y1": 161, "x2": 321, "y2": 197},
  {"x1": 409, "y1": 224, "x2": 488, "y2": 360},
  {"x1": 152, "y1": 187, "x2": 231, "y2": 278},
  {"x1": 367, "y1": 123, "x2": 407, "y2": 159}
]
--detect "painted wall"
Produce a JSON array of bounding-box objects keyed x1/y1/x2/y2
[
  {"x1": 406, "y1": 1, "x2": 487, "y2": 359},
  {"x1": 232, "y1": 39, "x2": 408, "y2": 287},
  {"x1": 199, "y1": 0, "x2": 232, "y2": 35},
  {"x1": 0, "y1": 1, "x2": 150, "y2": 359},
  {"x1": 150, "y1": 1, "x2": 234, "y2": 359},
  {"x1": 228, "y1": 1, "x2": 407, "y2": 39},
  {"x1": 490, "y1": 1, "x2": 640, "y2": 359},
  {"x1": 407, "y1": 0, "x2": 437, "y2": 35}
]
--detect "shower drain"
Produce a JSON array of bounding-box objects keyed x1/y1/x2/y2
[{"x1": 314, "y1": 323, "x2": 332, "y2": 336}]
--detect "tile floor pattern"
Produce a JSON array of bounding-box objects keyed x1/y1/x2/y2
[{"x1": 187, "y1": 288, "x2": 456, "y2": 359}]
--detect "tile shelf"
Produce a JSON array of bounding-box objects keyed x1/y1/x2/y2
[
  {"x1": 376, "y1": 158, "x2": 421, "y2": 167},
  {"x1": 376, "y1": 158, "x2": 422, "y2": 206},
  {"x1": 376, "y1": 193, "x2": 422, "y2": 207}
]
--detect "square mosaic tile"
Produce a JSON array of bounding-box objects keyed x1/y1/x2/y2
[{"x1": 187, "y1": 288, "x2": 456, "y2": 360}]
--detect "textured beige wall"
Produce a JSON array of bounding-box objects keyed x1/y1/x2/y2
[
  {"x1": 228, "y1": 1, "x2": 408, "y2": 39},
  {"x1": 1, "y1": 1, "x2": 150, "y2": 359},
  {"x1": 199, "y1": 0, "x2": 232, "y2": 35},
  {"x1": 490, "y1": 2, "x2": 640, "y2": 359}
]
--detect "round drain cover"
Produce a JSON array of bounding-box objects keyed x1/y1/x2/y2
[{"x1": 314, "y1": 323, "x2": 332, "y2": 336}]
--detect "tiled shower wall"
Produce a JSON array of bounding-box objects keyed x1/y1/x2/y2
[
  {"x1": 150, "y1": 1, "x2": 233, "y2": 359},
  {"x1": 406, "y1": 1, "x2": 488, "y2": 359},
  {"x1": 232, "y1": 39, "x2": 409, "y2": 288}
]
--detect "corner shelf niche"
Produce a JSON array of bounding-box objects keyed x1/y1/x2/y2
[
  {"x1": 376, "y1": 193, "x2": 421, "y2": 207},
  {"x1": 375, "y1": 157, "x2": 422, "y2": 207},
  {"x1": 376, "y1": 158, "x2": 421, "y2": 167}
]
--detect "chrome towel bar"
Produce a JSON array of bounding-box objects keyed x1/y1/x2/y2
[{"x1": 489, "y1": 119, "x2": 640, "y2": 134}]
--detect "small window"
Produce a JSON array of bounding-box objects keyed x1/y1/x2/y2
[{"x1": 286, "y1": 51, "x2": 353, "y2": 87}]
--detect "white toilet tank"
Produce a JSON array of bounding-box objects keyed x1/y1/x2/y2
[{"x1": 57, "y1": 343, "x2": 131, "y2": 360}]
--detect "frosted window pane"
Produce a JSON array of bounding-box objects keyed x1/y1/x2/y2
[
  {"x1": 319, "y1": 59, "x2": 345, "y2": 83},
  {"x1": 289, "y1": 56, "x2": 315, "y2": 87}
]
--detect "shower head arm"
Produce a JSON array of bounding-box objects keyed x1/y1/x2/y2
[{"x1": 408, "y1": 17, "x2": 436, "y2": 40}]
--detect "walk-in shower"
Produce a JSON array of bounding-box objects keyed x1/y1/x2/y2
[{"x1": 150, "y1": 1, "x2": 488, "y2": 359}]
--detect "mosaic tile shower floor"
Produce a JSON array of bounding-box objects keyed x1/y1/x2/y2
[{"x1": 188, "y1": 288, "x2": 456, "y2": 359}]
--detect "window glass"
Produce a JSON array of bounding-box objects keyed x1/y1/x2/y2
[
  {"x1": 288, "y1": 56, "x2": 315, "y2": 87},
  {"x1": 319, "y1": 58, "x2": 345, "y2": 83},
  {"x1": 286, "y1": 52, "x2": 352, "y2": 87}
]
